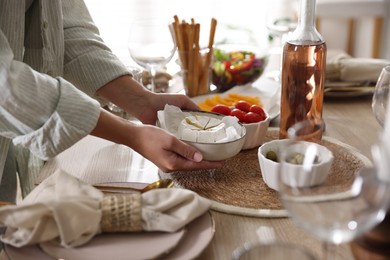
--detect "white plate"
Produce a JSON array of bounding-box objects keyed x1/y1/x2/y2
[
  {"x1": 161, "y1": 211, "x2": 215, "y2": 259},
  {"x1": 191, "y1": 78, "x2": 281, "y2": 120},
  {"x1": 3, "y1": 245, "x2": 55, "y2": 260},
  {"x1": 324, "y1": 89, "x2": 374, "y2": 98},
  {"x1": 324, "y1": 81, "x2": 375, "y2": 98},
  {"x1": 4, "y1": 212, "x2": 214, "y2": 260},
  {"x1": 40, "y1": 230, "x2": 185, "y2": 260}
]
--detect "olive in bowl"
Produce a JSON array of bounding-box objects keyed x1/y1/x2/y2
[{"x1": 258, "y1": 139, "x2": 334, "y2": 191}]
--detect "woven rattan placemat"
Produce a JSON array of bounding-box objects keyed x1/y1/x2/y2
[{"x1": 159, "y1": 129, "x2": 372, "y2": 218}]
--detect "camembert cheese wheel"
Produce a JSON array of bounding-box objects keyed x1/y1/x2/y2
[{"x1": 178, "y1": 115, "x2": 227, "y2": 143}]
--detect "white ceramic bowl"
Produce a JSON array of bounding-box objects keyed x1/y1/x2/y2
[
  {"x1": 188, "y1": 132, "x2": 246, "y2": 161},
  {"x1": 242, "y1": 112, "x2": 271, "y2": 150},
  {"x1": 158, "y1": 110, "x2": 246, "y2": 161},
  {"x1": 258, "y1": 139, "x2": 334, "y2": 191}
]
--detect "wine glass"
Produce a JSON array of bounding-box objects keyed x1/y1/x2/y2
[
  {"x1": 372, "y1": 65, "x2": 390, "y2": 127},
  {"x1": 232, "y1": 226, "x2": 316, "y2": 260},
  {"x1": 265, "y1": 0, "x2": 298, "y2": 41},
  {"x1": 265, "y1": 0, "x2": 298, "y2": 81},
  {"x1": 128, "y1": 19, "x2": 176, "y2": 93},
  {"x1": 277, "y1": 119, "x2": 390, "y2": 259}
]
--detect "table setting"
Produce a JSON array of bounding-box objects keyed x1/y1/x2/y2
[
  {"x1": 0, "y1": 170, "x2": 214, "y2": 259},
  {"x1": 2, "y1": 10, "x2": 390, "y2": 260},
  {"x1": 324, "y1": 50, "x2": 389, "y2": 98}
]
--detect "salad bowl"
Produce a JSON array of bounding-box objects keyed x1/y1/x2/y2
[{"x1": 211, "y1": 44, "x2": 268, "y2": 92}]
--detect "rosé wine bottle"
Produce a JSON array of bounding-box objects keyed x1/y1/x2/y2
[{"x1": 279, "y1": 0, "x2": 326, "y2": 141}]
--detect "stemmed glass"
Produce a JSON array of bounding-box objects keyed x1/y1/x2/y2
[
  {"x1": 265, "y1": 0, "x2": 298, "y2": 81},
  {"x1": 372, "y1": 65, "x2": 390, "y2": 127},
  {"x1": 265, "y1": 0, "x2": 298, "y2": 41},
  {"x1": 232, "y1": 226, "x2": 316, "y2": 260},
  {"x1": 128, "y1": 19, "x2": 176, "y2": 93},
  {"x1": 277, "y1": 119, "x2": 390, "y2": 259}
]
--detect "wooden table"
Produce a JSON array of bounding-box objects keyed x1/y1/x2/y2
[
  {"x1": 35, "y1": 90, "x2": 382, "y2": 259},
  {"x1": 32, "y1": 51, "x2": 384, "y2": 259}
]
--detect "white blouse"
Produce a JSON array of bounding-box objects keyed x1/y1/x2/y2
[{"x1": 0, "y1": 0, "x2": 130, "y2": 184}]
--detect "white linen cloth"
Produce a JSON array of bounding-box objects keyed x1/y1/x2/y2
[
  {"x1": 0, "y1": 170, "x2": 210, "y2": 248},
  {"x1": 326, "y1": 49, "x2": 390, "y2": 82}
]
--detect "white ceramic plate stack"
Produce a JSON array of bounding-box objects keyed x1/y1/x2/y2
[{"x1": 5, "y1": 197, "x2": 215, "y2": 260}]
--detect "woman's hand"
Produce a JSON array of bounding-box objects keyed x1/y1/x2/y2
[
  {"x1": 136, "y1": 92, "x2": 199, "y2": 125},
  {"x1": 95, "y1": 76, "x2": 223, "y2": 171},
  {"x1": 97, "y1": 75, "x2": 200, "y2": 125},
  {"x1": 129, "y1": 124, "x2": 224, "y2": 172},
  {"x1": 91, "y1": 109, "x2": 224, "y2": 172}
]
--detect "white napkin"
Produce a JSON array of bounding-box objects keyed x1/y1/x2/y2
[
  {"x1": 326, "y1": 49, "x2": 390, "y2": 82},
  {"x1": 0, "y1": 170, "x2": 210, "y2": 248}
]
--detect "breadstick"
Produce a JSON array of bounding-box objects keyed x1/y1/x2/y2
[
  {"x1": 199, "y1": 18, "x2": 217, "y2": 95},
  {"x1": 189, "y1": 19, "x2": 196, "y2": 95},
  {"x1": 173, "y1": 16, "x2": 187, "y2": 69},
  {"x1": 192, "y1": 23, "x2": 201, "y2": 96}
]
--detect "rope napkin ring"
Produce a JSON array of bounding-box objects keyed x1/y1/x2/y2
[{"x1": 101, "y1": 194, "x2": 142, "y2": 232}]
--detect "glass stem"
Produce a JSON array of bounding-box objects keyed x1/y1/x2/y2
[
  {"x1": 322, "y1": 242, "x2": 336, "y2": 260},
  {"x1": 150, "y1": 67, "x2": 157, "y2": 93}
]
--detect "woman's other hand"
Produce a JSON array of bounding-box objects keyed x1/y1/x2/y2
[{"x1": 91, "y1": 109, "x2": 224, "y2": 172}]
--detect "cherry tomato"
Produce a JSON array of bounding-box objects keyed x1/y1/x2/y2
[
  {"x1": 235, "y1": 100, "x2": 251, "y2": 112},
  {"x1": 249, "y1": 105, "x2": 266, "y2": 120},
  {"x1": 211, "y1": 104, "x2": 231, "y2": 116},
  {"x1": 243, "y1": 112, "x2": 262, "y2": 123},
  {"x1": 230, "y1": 108, "x2": 247, "y2": 123}
]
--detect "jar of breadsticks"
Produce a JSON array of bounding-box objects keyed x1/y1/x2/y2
[{"x1": 172, "y1": 16, "x2": 217, "y2": 97}]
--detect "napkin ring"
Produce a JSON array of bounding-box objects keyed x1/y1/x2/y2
[{"x1": 101, "y1": 195, "x2": 142, "y2": 232}]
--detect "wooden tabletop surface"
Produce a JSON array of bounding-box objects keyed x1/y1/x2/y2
[
  {"x1": 36, "y1": 93, "x2": 383, "y2": 260},
  {"x1": 35, "y1": 50, "x2": 384, "y2": 259}
]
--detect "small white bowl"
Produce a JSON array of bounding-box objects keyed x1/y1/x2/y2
[
  {"x1": 158, "y1": 110, "x2": 246, "y2": 161},
  {"x1": 188, "y1": 132, "x2": 246, "y2": 161},
  {"x1": 242, "y1": 112, "x2": 271, "y2": 150},
  {"x1": 258, "y1": 139, "x2": 334, "y2": 190},
  {"x1": 183, "y1": 111, "x2": 246, "y2": 161}
]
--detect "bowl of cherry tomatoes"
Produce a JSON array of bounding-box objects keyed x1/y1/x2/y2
[{"x1": 211, "y1": 100, "x2": 270, "y2": 150}]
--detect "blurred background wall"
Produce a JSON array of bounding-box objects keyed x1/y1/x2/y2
[{"x1": 84, "y1": 0, "x2": 390, "y2": 63}]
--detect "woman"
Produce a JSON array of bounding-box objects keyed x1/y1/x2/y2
[{"x1": 0, "y1": 0, "x2": 223, "y2": 206}]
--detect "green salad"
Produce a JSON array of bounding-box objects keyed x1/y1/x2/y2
[{"x1": 211, "y1": 49, "x2": 267, "y2": 92}]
